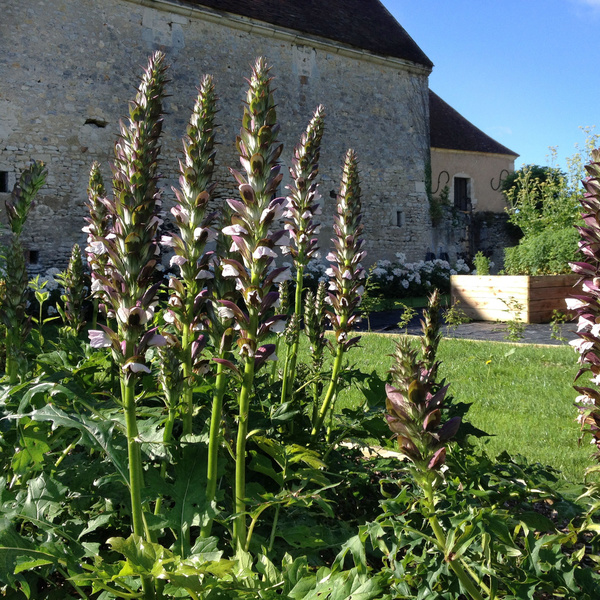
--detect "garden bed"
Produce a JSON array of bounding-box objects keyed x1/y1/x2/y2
[{"x1": 450, "y1": 274, "x2": 580, "y2": 323}]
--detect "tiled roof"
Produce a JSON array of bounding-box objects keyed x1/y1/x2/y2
[
  {"x1": 176, "y1": 0, "x2": 433, "y2": 67},
  {"x1": 429, "y1": 90, "x2": 518, "y2": 157}
]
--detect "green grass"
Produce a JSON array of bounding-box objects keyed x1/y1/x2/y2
[{"x1": 307, "y1": 333, "x2": 591, "y2": 484}]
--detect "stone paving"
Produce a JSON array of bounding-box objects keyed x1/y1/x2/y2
[{"x1": 358, "y1": 309, "x2": 578, "y2": 346}]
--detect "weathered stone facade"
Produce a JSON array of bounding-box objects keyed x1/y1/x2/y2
[{"x1": 0, "y1": 0, "x2": 433, "y2": 272}]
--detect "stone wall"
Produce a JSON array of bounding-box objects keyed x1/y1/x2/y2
[
  {"x1": 0, "y1": 0, "x2": 433, "y2": 273},
  {"x1": 429, "y1": 207, "x2": 520, "y2": 271}
]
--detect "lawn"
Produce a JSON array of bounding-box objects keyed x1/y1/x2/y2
[{"x1": 317, "y1": 333, "x2": 591, "y2": 484}]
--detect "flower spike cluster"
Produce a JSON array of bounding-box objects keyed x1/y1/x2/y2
[
  {"x1": 2, "y1": 161, "x2": 47, "y2": 383},
  {"x1": 568, "y1": 148, "x2": 600, "y2": 461},
  {"x1": 161, "y1": 75, "x2": 219, "y2": 381},
  {"x1": 55, "y1": 244, "x2": 87, "y2": 336},
  {"x1": 5, "y1": 160, "x2": 47, "y2": 237},
  {"x1": 283, "y1": 105, "x2": 325, "y2": 264},
  {"x1": 325, "y1": 149, "x2": 366, "y2": 349},
  {"x1": 86, "y1": 51, "x2": 168, "y2": 375},
  {"x1": 83, "y1": 162, "x2": 112, "y2": 303},
  {"x1": 219, "y1": 57, "x2": 289, "y2": 365},
  {"x1": 310, "y1": 150, "x2": 365, "y2": 441},
  {"x1": 385, "y1": 292, "x2": 460, "y2": 472}
]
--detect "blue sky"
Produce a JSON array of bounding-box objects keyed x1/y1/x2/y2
[{"x1": 384, "y1": 0, "x2": 600, "y2": 171}]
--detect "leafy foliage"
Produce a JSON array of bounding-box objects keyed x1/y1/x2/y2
[{"x1": 0, "y1": 55, "x2": 599, "y2": 600}]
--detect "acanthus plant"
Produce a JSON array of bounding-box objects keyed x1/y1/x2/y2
[
  {"x1": 280, "y1": 105, "x2": 325, "y2": 405},
  {"x1": 569, "y1": 147, "x2": 600, "y2": 476},
  {"x1": 55, "y1": 243, "x2": 88, "y2": 337},
  {"x1": 218, "y1": 57, "x2": 291, "y2": 550},
  {"x1": 160, "y1": 74, "x2": 218, "y2": 439},
  {"x1": 1, "y1": 161, "x2": 47, "y2": 384},
  {"x1": 384, "y1": 290, "x2": 484, "y2": 600},
  {"x1": 83, "y1": 161, "x2": 112, "y2": 328},
  {"x1": 304, "y1": 280, "x2": 329, "y2": 422},
  {"x1": 310, "y1": 149, "x2": 365, "y2": 442},
  {"x1": 84, "y1": 52, "x2": 168, "y2": 598}
]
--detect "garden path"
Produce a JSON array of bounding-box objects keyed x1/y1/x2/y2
[{"x1": 360, "y1": 309, "x2": 578, "y2": 346}]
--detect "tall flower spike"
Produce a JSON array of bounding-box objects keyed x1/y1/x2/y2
[
  {"x1": 85, "y1": 54, "x2": 168, "y2": 579},
  {"x1": 385, "y1": 291, "x2": 459, "y2": 474},
  {"x1": 280, "y1": 106, "x2": 325, "y2": 403},
  {"x1": 6, "y1": 160, "x2": 47, "y2": 237},
  {"x1": 420, "y1": 289, "x2": 442, "y2": 381},
  {"x1": 283, "y1": 105, "x2": 325, "y2": 265},
  {"x1": 163, "y1": 74, "x2": 219, "y2": 436},
  {"x1": 55, "y1": 244, "x2": 87, "y2": 336},
  {"x1": 89, "y1": 50, "x2": 168, "y2": 371},
  {"x1": 221, "y1": 58, "x2": 289, "y2": 550},
  {"x1": 569, "y1": 148, "x2": 600, "y2": 464},
  {"x1": 83, "y1": 162, "x2": 111, "y2": 308},
  {"x1": 2, "y1": 162, "x2": 47, "y2": 383},
  {"x1": 310, "y1": 149, "x2": 365, "y2": 441}
]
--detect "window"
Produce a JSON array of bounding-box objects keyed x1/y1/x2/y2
[
  {"x1": 396, "y1": 211, "x2": 403, "y2": 227},
  {"x1": 453, "y1": 177, "x2": 470, "y2": 211},
  {"x1": 0, "y1": 172, "x2": 8, "y2": 193},
  {"x1": 28, "y1": 250, "x2": 39, "y2": 265}
]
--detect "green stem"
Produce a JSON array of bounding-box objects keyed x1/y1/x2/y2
[
  {"x1": 422, "y1": 480, "x2": 485, "y2": 600},
  {"x1": 201, "y1": 358, "x2": 228, "y2": 538},
  {"x1": 267, "y1": 504, "x2": 281, "y2": 553},
  {"x1": 280, "y1": 266, "x2": 304, "y2": 404},
  {"x1": 310, "y1": 342, "x2": 344, "y2": 442},
  {"x1": 181, "y1": 323, "x2": 194, "y2": 437},
  {"x1": 6, "y1": 327, "x2": 18, "y2": 385},
  {"x1": 154, "y1": 403, "x2": 177, "y2": 517},
  {"x1": 233, "y1": 354, "x2": 255, "y2": 550},
  {"x1": 54, "y1": 440, "x2": 77, "y2": 468},
  {"x1": 122, "y1": 376, "x2": 155, "y2": 600}
]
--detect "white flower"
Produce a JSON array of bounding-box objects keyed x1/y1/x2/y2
[
  {"x1": 269, "y1": 320, "x2": 286, "y2": 334},
  {"x1": 217, "y1": 306, "x2": 235, "y2": 320},
  {"x1": 195, "y1": 269, "x2": 214, "y2": 280},
  {"x1": 147, "y1": 334, "x2": 167, "y2": 347},
  {"x1": 222, "y1": 224, "x2": 248, "y2": 236},
  {"x1": 117, "y1": 305, "x2": 152, "y2": 326},
  {"x1": 273, "y1": 268, "x2": 292, "y2": 283},
  {"x1": 570, "y1": 338, "x2": 595, "y2": 353},
  {"x1": 160, "y1": 235, "x2": 175, "y2": 247},
  {"x1": 253, "y1": 246, "x2": 277, "y2": 259},
  {"x1": 87, "y1": 241, "x2": 106, "y2": 255},
  {"x1": 576, "y1": 394, "x2": 595, "y2": 406},
  {"x1": 222, "y1": 264, "x2": 240, "y2": 278},
  {"x1": 122, "y1": 362, "x2": 151, "y2": 374},
  {"x1": 88, "y1": 330, "x2": 112, "y2": 348},
  {"x1": 170, "y1": 255, "x2": 187, "y2": 267},
  {"x1": 91, "y1": 278, "x2": 105, "y2": 293},
  {"x1": 566, "y1": 298, "x2": 586, "y2": 310}
]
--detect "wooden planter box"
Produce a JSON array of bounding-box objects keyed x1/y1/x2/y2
[{"x1": 450, "y1": 274, "x2": 580, "y2": 323}]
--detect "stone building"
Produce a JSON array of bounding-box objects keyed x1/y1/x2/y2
[
  {"x1": 429, "y1": 90, "x2": 520, "y2": 268},
  {"x1": 0, "y1": 0, "x2": 436, "y2": 272}
]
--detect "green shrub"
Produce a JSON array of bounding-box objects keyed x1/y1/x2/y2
[{"x1": 503, "y1": 226, "x2": 579, "y2": 275}]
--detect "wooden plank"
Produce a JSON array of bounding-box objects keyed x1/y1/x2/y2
[
  {"x1": 529, "y1": 275, "x2": 579, "y2": 288},
  {"x1": 450, "y1": 274, "x2": 580, "y2": 323}
]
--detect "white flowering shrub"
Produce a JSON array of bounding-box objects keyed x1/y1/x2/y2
[{"x1": 304, "y1": 254, "x2": 469, "y2": 299}]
